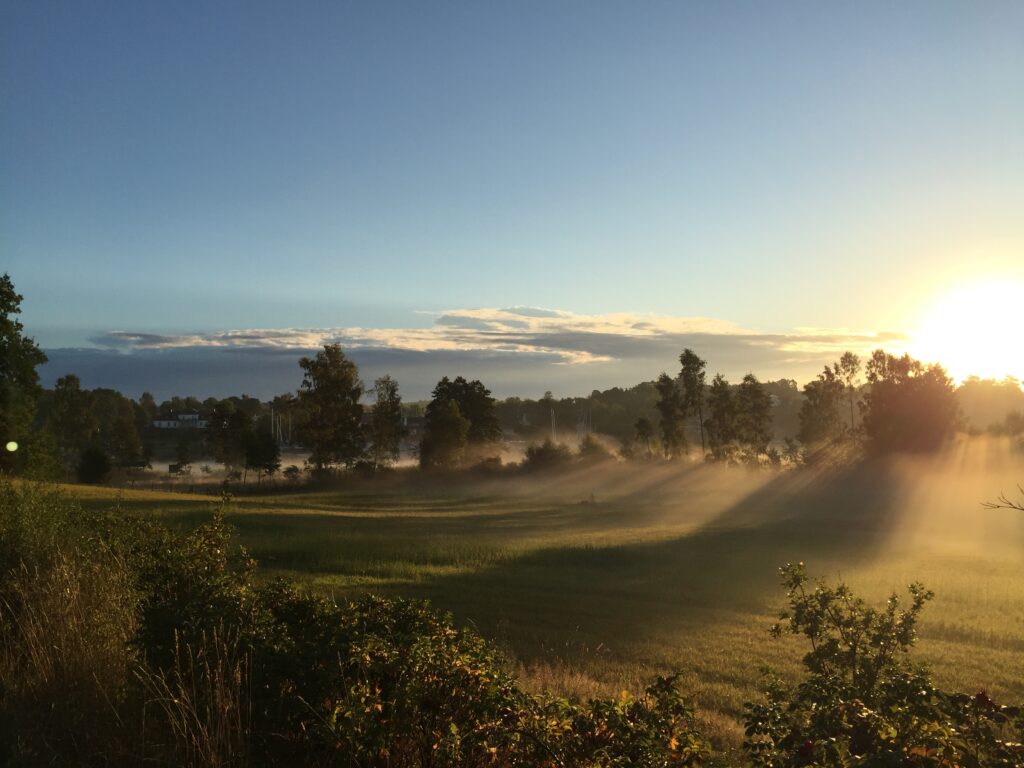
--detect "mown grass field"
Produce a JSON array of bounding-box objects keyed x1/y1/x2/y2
[{"x1": 69, "y1": 437, "x2": 1024, "y2": 751}]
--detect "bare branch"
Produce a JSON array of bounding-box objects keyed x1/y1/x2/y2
[{"x1": 982, "y1": 484, "x2": 1024, "y2": 512}]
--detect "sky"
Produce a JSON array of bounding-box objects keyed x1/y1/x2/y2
[{"x1": 3, "y1": 1, "x2": 1022, "y2": 400}]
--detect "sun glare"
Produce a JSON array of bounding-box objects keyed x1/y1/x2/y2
[{"x1": 910, "y1": 278, "x2": 1024, "y2": 383}]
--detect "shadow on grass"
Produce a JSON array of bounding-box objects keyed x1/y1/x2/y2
[{"x1": 359, "y1": 461, "x2": 912, "y2": 647}]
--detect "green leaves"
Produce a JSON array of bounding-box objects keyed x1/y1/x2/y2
[{"x1": 745, "y1": 563, "x2": 1022, "y2": 767}]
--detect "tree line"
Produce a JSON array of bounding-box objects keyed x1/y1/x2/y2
[{"x1": 2, "y1": 272, "x2": 1016, "y2": 483}]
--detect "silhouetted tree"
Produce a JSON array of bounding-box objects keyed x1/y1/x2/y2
[
  {"x1": 245, "y1": 429, "x2": 281, "y2": 483},
  {"x1": 861, "y1": 350, "x2": 958, "y2": 453},
  {"x1": 427, "y1": 376, "x2": 501, "y2": 446},
  {"x1": 76, "y1": 445, "x2": 111, "y2": 484},
  {"x1": 0, "y1": 274, "x2": 47, "y2": 473},
  {"x1": 633, "y1": 416, "x2": 654, "y2": 459},
  {"x1": 46, "y1": 374, "x2": 98, "y2": 474},
  {"x1": 136, "y1": 391, "x2": 158, "y2": 432},
  {"x1": 418, "y1": 376, "x2": 500, "y2": 470},
  {"x1": 704, "y1": 376, "x2": 737, "y2": 448},
  {"x1": 837, "y1": 351, "x2": 862, "y2": 432},
  {"x1": 798, "y1": 366, "x2": 845, "y2": 447},
  {"x1": 296, "y1": 344, "x2": 366, "y2": 471},
  {"x1": 655, "y1": 373, "x2": 686, "y2": 458},
  {"x1": 705, "y1": 374, "x2": 736, "y2": 452},
  {"x1": 678, "y1": 349, "x2": 708, "y2": 454},
  {"x1": 368, "y1": 375, "x2": 406, "y2": 469},
  {"x1": 419, "y1": 399, "x2": 470, "y2": 469},
  {"x1": 736, "y1": 373, "x2": 773, "y2": 453},
  {"x1": 206, "y1": 402, "x2": 253, "y2": 470},
  {"x1": 108, "y1": 396, "x2": 143, "y2": 465}
]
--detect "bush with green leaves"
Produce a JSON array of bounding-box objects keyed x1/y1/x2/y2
[
  {"x1": 744, "y1": 563, "x2": 1024, "y2": 767},
  {"x1": 0, "y1": 479, "x2": 707, "y2": 767}
]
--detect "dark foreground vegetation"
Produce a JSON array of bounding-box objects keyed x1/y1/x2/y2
[{"x1": 2, "y1": 479, "x2": 1021, "y2": 767}]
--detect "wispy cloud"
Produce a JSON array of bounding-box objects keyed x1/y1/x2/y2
[
  {"x1": 48, "y1": 308, "x2": 913, "y2": 399},
  {"x1": 92, "y1": 307, "x2": 907, "y2": 367}
]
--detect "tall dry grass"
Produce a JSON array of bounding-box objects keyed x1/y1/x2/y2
[
  {"x1": 137, "y1": 627, "x2": 252, "y2": 768},
  {"x1": 0, "y1": 548, "x2": 138, "y2": 763}
]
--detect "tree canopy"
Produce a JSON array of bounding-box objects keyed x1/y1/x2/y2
[
  {"x1": 678, "y1": 348, "x2": 708, "y2": 453},
  {"x1": 861, "y1": 350, "x2": 959, "y2": 453},
  {"x1": 368, "y1": 375, "x2": 405, "y2": 469},
  {"x1": 654, "y1": 373, "x2": 686, "y2": 458},
  {"x1": 0, "y1": 274, "x2": 47, "y2": 473},
  {"x1": 419, "y1": 376, "x2": 502, "y2": 469},
  {"x1": 297, "y1": 344, "x2": 365, "y2": 471}
]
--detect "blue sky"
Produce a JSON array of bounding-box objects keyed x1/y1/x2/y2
[{"x1": 3, "y1": 2, "x2": 1022, "y2": 398}]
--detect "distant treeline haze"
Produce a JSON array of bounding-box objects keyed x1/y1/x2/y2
[{"x1": 2, "y1": 272, "x2": 1023, "y2": 481}]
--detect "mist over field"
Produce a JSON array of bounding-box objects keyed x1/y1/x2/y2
[{"x1": 61, "y1": 435, "x2": 1023, "y2": 749}]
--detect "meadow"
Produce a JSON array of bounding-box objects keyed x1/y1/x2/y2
[{"x1": 72, "y1": 436, "x2": 1024, "y2": 751}]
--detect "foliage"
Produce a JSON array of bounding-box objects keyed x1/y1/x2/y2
[
  {"x1": 836, "y1": 352, "x2": 862, "y2": 433},
  {"x1": 46, "y1": 373, "x2": 99, "y2": 474},
  {"x1": 297, "y1": 344, "x2": 366, "y2": 471},
  {"x1": 736, "y1": 374, "x2": 773, "y2": 454},
  {"x1": 744, "y1": 563, "x2": 1024, "y2": 767},
  {"x1": 420, "y1": 399, "x2": 471, "y2": 469},
  {"x1": 420, "y1": 376, "x2": 499, "y2": 469},
  {"x1": 798, "y1": 365, "x2": 846, "y2": 447},
  {"x1": 705, "y1": 374, "x2": 736, "y2": 454},
  {"x1": 207, "y1": 401, "x2": 254, "y2": 469},
  {"x1": 368, "y1": 375, "x2": 406, "y2": 469},
  {"x1": 631, "y1": 416, "x2": 655, "y2": 459},
  {"x1": 0, "y1": 480, "x2": 709, "y2": 766},
  {"x1": 655, "y1": 373, "x2": 687, "y2": 459},
  {"x1": 522, "y1": 438, "x2": 574, "y2": 471},
  {"x1": 425, "y1": 376, "x2": 502, "y2": 446},
  {"x1": 107, "y1": 393, "x2": 144, "y2": 464},
  {"x1": 77, "y1": 444, "x2": 112, "y2": 484},
  {"x1": 797, "y1": 353, "x2": 863, "y2": 457},
  {"x1": 577, "y1": 433, "x2": 614, "y2": 463},
  {"x1": 0, "y1": 274, "x2": 48, "y2": 475},
  {"x1": 678, "y1": 349, "x2": 708, "y2": 454},
  {"x1": 861, "y1": 350, "x2": 960, "y2": 454},
  {"x1": 956, "y1": 376, "x2": 1024, "y2": 433},
  {"x1": 244, "y1": 429, "x2": 281, "y2": 481}
]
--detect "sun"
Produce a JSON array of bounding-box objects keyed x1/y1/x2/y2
[{"x1": 909, "y1": 278, "x2": 1024, "y2": 383}]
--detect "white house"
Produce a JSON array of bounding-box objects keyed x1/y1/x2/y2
[{"x1": 152, "y1": 409, "x2": 208, "y2": 429}]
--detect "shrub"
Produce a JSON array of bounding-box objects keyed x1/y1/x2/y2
[
  {"x1": 744, "y1": 563, "x2": 1024, "y2": 766},
  {"x1": 0, "y1": 480, "x2": 708, "y2": 766},
  {"x1": 577, "y1": 434, "x2": 614, "y2": 463},
  {"x1": 522, "y1": 439, "x2": 573, "y2": 472}
]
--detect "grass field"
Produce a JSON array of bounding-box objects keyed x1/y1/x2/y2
[{"x1": 68, "y1": 436, "x2": 1024, "y2": 752}]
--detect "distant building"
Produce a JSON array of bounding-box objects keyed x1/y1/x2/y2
[{"x1": 152, "y1": 409, "x2": 208, "y2": 429}]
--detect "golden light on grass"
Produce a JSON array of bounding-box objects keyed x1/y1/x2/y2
[{"x1": 909, "y1": 278, "x2": 1024, "y2": 383}]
